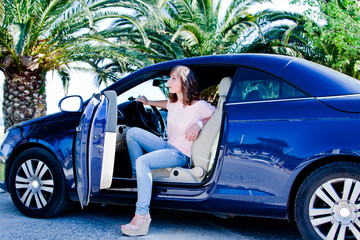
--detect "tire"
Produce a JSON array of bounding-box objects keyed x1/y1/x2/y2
[
  {"x1": 295, "y1": 161, "x2": 360, "y2": 240},
  {"x1": 8, "y1": 148, "x2": 70, "y2": 218}
]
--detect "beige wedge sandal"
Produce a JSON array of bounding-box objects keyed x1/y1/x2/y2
[{"x1": 121, "y1": 214, "x2": 152, "y2": 237}]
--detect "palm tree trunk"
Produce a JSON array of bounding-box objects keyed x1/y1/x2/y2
[{"x1": 2, "y1": 71, "x2": 47, "y2": 130}]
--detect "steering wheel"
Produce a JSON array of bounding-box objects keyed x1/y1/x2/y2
[{"x1": 136, "y1": 101, "x2": 165, "y2": 136}]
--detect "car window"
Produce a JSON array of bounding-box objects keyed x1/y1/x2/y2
[
  {"x1": 117, "y1": 79, "x2": 168, "y2": 104},
  {"x1": 229, "y1": 67, "x2": 307, "y2": 103}
]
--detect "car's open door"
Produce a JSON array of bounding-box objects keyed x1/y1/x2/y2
[{"x1": 74, "y1": 91, "x2": 117, "y2": 208}]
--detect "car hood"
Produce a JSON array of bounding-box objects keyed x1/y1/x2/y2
[
  {"x1": 8, "y1": 111, "x2": 82, "y2": 130},
  {"x1": 317, "y1": 94, "x2": 360, "y2": 113}
]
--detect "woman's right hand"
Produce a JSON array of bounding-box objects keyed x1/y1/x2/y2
[{"x1": 137, "y1": 95, "x2": 150, "y2": 105}]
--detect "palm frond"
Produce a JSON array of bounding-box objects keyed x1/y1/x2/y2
[
  {"x1": 9, "y1": 21, "x2": 32, "y2": 55},
  {"x1": 0, "y1": 0, "x2": 4, "y2": 24},
  {"x1": 57, "y1": 66, "x2": 71, "y2": 95},
  {"x1": 171, "y1": 22, "x2": 204, "y2": 54}
]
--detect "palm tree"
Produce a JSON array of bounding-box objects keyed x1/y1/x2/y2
[
  {"x1": 98, "y1": 0, "x2": 183, "y2": 64},
  {"x1": 110, "y1": 0, "x2": 266, "y2": 61},
  {"x1": 245, "y1": 0, "x2": 360, "y2": 80},
  {"x1": 157, "y1": 0, "x2": 265, "y2": 57},
  {"x1": 0, "y1": 0, "x2": 159, "y2": 129},
  {"x1": 240, "y1": 11, "x2": 313, "y2": 58}
]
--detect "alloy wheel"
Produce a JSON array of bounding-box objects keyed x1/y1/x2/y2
[
  {"x1": 15, "y1": 159, "x2": 54, "y2": 209},
  {"x1": 309, "y1": 178, "x2": 360, "y2": 239}
]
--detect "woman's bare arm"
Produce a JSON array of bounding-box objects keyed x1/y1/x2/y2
[
  {"x1": 147, "y1": 100, "x2": 167, "y2": 109},
  {"x1": 137, "y1": 96, "x2": 168, "y2": 109},
  {"x1": 185, "y1": 117, "x2": 211, "y2": 141}
]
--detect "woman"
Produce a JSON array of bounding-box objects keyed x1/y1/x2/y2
[{"x1": 121, "y1": 65, "x2": 215, "y2": 236}]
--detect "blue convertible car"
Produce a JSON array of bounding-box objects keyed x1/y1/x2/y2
[{"x1": 1, "y1": 54, "x2": 360, "y2": 240}]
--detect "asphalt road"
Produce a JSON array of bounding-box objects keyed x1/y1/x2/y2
[{"x1": 0, "y1": 189, "x2": 302, "y2": 240}]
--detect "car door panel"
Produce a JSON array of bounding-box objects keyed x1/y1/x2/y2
[
  {"x1": 75, "y1": 91, "x2": 117, "y2": 207},
  {"x1": 217, "y1": 99, "x2": 356, "y2": 211},
  {"x1": 74, "y1": 94, "x2": 101, "y2": 207},
  {"x1": 217, "y1": 100, "x2": 316, "y2": 205},
  {"x1": 89, "y1": 91, "x2": 117, "y2": 192}
]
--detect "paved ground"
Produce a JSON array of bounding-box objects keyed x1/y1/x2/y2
[{"x1": 0, "y1": 190, "x2": 302, "y2": 240}]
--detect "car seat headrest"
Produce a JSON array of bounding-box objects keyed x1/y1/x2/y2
[{"x1": 218, "y1": 77, "x2": 232, "y2": 96}]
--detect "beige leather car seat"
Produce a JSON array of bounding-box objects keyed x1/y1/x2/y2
[{"x1": 152, "y1": 77, "x2": 232, "y2": 183}]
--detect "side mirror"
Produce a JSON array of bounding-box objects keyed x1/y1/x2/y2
[{"x1": 58, "y1": 95, "x2": 84, "y2": 112}]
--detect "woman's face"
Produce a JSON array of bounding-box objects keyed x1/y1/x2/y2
[{"x1": 167, "y1": 70, "x2": 183, "y2": 95}]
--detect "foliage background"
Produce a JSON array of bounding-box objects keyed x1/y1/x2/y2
[
  {"x1": 0, "y1": 0, "x2": 359, "y2": 126},
  {"x1": 0, "y1": 0, "x2": 304, "y2": 117}
]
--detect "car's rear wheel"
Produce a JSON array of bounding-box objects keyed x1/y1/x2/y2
[
  {"x1": 8, "y1": 148, "x2": 70, "y2": 218},
  {"x1": 295, "y1": 161, "x2": 360, "y2": 240}
]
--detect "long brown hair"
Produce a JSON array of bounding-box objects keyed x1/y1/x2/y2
[{"x1": 168, "y1": 65, "x2": 200, "y2": 106}]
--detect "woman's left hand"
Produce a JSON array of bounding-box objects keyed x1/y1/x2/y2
[{"x1": 185, "y1": 123, "x2": 201, "y2": 141}]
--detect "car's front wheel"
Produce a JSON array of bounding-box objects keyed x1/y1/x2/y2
[
  {"x1": 8, "y1": 148, "x2": 70, "y2": 218},
  {"x1": 295, "y1": 161, "x2": 360, "y2": 240}
]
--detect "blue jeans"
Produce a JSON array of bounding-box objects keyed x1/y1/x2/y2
[{"x1": 126, "y1": 127, "x2": 189, "y2": 215}]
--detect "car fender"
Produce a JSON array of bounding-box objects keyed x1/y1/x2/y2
[
  {"x1": 1, "y1": 114, "x2": 80, "y2": 193},
  {"x1": 284, "y1": 147, "x2": 360, "y2": 220}
]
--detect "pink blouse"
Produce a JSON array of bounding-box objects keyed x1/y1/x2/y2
[{"x1": 166, "y1": 100, "x2": 215, "y2": 157}]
